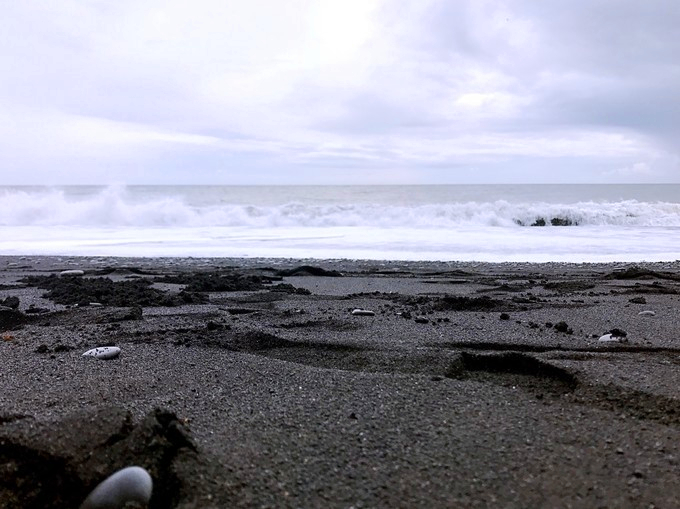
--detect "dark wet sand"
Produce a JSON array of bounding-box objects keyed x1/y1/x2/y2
[{"x1": 1, "y1": 256, "x2": 679, "y2": 508}]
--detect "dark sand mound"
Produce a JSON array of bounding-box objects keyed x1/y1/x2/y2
[
  {"x1": 20, "y1": 275, "x2": 207, "y2": 307},
  {"x1": 0, "y1": 407, "x2": 199, "y2": 509}
]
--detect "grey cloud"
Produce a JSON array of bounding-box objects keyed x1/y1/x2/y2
[
  {"x1": 1, "y1": 0, "x2": 679, "y2": 184},
  {"x1": 311, "y1": 92, "x2": 446, "y2": 134}
]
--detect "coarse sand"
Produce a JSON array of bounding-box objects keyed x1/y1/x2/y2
[{"x1": 0, "y1": 256, "x2": 679, "y2": 508}]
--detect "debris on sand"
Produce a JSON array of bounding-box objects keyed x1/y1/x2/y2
[
  {"x1": 351, "y1": 309, "x2": 375, "y2": 316},
  {"x1": 20, "y1": 275, "x2": 206, "y2": 307}
]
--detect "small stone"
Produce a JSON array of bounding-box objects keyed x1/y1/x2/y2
[
  {"x1": 629, "y1": 296, "x2": 646, "y2": 304},
  {"x1": 599, "y1": 334, "x2": 619, "y2": 342},
  {"x1": 0, "y1": 296, "x2": 20, "y2": 309},
  {"x1": 80, "y1": 466, "x2": 152, "y2": 509},
  {"x1": 0, "y1": 307, "x2": 25, "y2": 330},
  {"x1": 554, "y1": 321, "x2": 573, "y2": 334},
  {"x1": 60, "y1": 269, "x2": 85, "y2": 276},
  {"x1": 206, "y1": 320, "x2": 223, "y2": 331},
  {"x1": 414, "y1": 317, "x2": 429, "y2": 324},
  {"x1": 351, "y1": 309, "x2": 375, "y2": 316},
  {"x1": 82, "y1": 346, "x2": 121, "y2": 360},
  {"x1": 637, "y1": 310, "x2": 656, "y2": 316}
]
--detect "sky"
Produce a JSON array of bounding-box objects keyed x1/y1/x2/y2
[{"x1": 1, "y1": 0, "x2": 679, "y2": 185}]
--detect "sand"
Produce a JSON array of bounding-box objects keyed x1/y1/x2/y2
[{"x1": 0, "y1": 255, "x2": 679, "y2": 508}]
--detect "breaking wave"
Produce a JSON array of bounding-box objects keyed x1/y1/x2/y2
[{"x1": 1, "y1": 185, "x2": 679, "y2": 228}]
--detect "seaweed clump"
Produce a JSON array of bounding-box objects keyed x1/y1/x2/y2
[
  {"x1": 20, "y1": 275, "x2": 206, "y2": 307},
  {"x1": 154, "y1": 271, "x2": 266, "y2": 292}
]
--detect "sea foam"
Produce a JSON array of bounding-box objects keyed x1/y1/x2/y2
[{"x1": 1, "y1": 185, "x2": 679, "y2": 228}]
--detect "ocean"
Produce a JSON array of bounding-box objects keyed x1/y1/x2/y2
[{"x1": 1, "y1": 184, "x2": 679, "y2": 262}]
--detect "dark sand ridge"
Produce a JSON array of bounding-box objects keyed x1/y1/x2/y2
[{"x1": 0, "y1": 255, "x2": 679, "y2": 508}]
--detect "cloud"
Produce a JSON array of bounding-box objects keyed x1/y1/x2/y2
[{"x1": 0, "y1": 0, "x2": 679, "y2": 183}]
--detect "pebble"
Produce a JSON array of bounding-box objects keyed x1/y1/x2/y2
[
  {"x1": 82, "y1": 346, "x2": 121, "y2": 360},
  {"x1": 598, "y1": 333, "x2": 627, "y2": 343},
  {"x1": 60, "y1": 269, "x2": 85, "y2": 276},
  {"x1": 351, "y1": 309, "x2": 375, "y2": 316},
  {"x1": 80, "y1": 466, "x2": 152, "y2": 509},
  {"x1": 637, "y1": 310, "x2": 656, "y2": 316}
]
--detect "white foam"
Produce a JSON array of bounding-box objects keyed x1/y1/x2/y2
[
  {"x1": 2, "y1": 185, "x2": 679, "y2": 262},
  {"x1": 2, "y1": 224, "x2": 679, "y2": 262},
  {"x1": 1, "y1": 186, "x2": 679, "y2": 228}
]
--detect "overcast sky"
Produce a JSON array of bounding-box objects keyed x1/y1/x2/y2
[{"x1": 1, "y1": 0, "x2": 679, "y2": 185}]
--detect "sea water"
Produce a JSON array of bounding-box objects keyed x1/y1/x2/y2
[{"x1": 1, "y1": 184, "x2": 679, "y2": 262}]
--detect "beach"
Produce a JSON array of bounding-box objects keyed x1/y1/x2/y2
[{"x1": 1, "y1": 255, "x2": 679, "y2": 508}]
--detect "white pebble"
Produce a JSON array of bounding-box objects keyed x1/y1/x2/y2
[
  {"x1": 637, "y1": 310, "x2": 656, "y2": 316},
  {"x1": 82, "y1": 346, "x2": 121, "y2": 360},
  {"x1": 598, "y1": 334, "x2": 618, "y2": 342},
  {"x1": 80, "y1": 466, "x2": 152, "y2": 509},
  {"x1": 351, "y1": 309, "x2": 375, "y2": 316},
  {"x1": 60, "y1": 269, "x2": 85, "y2": 276}
]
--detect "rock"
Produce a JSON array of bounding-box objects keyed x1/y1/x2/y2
[
  {"x1": 550, "y1": 217, "x2": 576, "y2": 226},
  {"x1": 414, "y1": 317, "x2": 429, "y2": 324},
  {"x1": 599, "y1": 329, "x2": 628, "y2": 343},
  {"x1": 351, "y1": 309, "x2": 375, "y2": 316},
  {"x1": 0, "y1": 307, "x2": 25, "y2": 331},
  {"x1": 276, "y1": 265, "x2": 343, "y2": 277},
  {"x1": 629, "y1": 296, "x2": 647, "y2": 304},
  {"x1": 83, "y1": 346, "x2": 121, "y2": 360},
  {"x1": 638, "y1": 310, "x2": 656, "y2": 316},
  {"x1": 60, "y1": 269, "x2": 85, "y2": 276},
  {"x1": 554, "y1": 321, "x2": 573, "y2": 334},
  {"x1": 0, "y1": 407, "x2": 197, "y2": 508},
  {"x1": 609, "y1": 328, "x2": 627, "y2": 338},
  {"x1": 499, "y1": 313, "x2": 510, "y2": 320},
  {"x1": 80, "y1": 466, "x2": 152, "y2": 509},
  {"x1": 0, "y1": 296, "x2": 19, "y2": 309}
]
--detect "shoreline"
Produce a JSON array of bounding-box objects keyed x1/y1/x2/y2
[
  {"x1": 3, "y1": 253, "x2": 680, "y2": 269},
  {"x1": 1, "y1": 255, "x2": 679, "y2": 507}
]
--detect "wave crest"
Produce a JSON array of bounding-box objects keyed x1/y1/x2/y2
[{"x1": 1, "y1": 186, "x2": 679, "y2": 228}]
